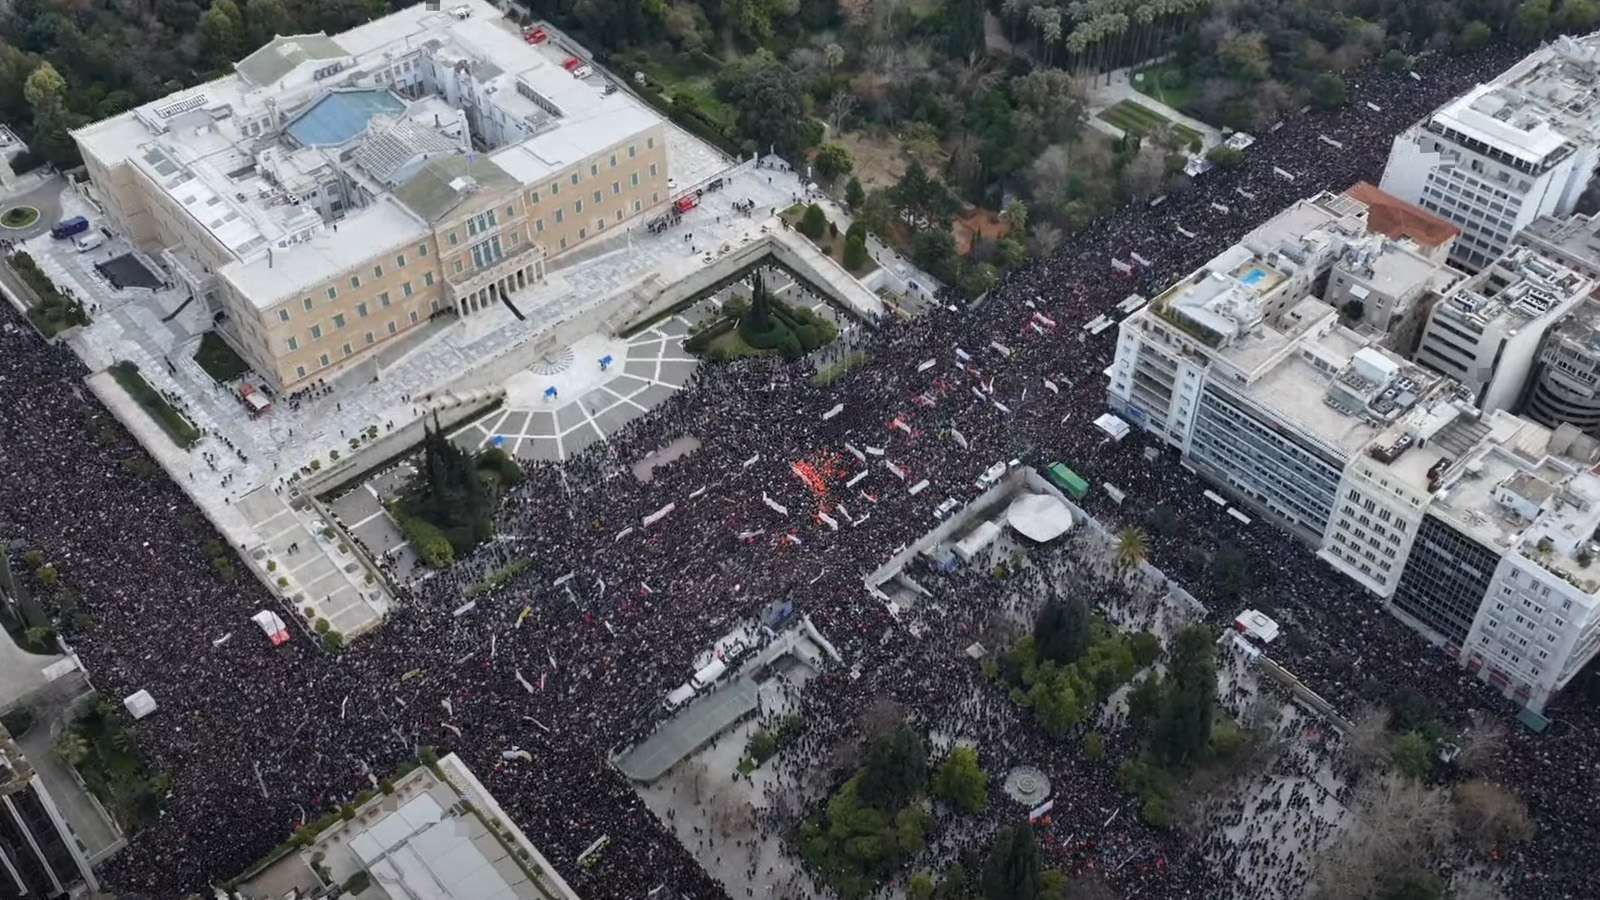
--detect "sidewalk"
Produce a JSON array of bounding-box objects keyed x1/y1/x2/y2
[{"x1": 1087, "y1": 64, "x2": 1223, "y2": 152}]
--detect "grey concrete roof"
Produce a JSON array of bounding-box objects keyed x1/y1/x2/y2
[
  {"x1": 235, "y1": 34, "x2": 348, "y2": 87},
  {"x1": 393, "y1": 154, "x2": 520, "y2": 223}
]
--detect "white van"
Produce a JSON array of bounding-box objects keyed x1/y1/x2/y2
[{"x1": 74, "y1": 232, "x2": 105, "y2": 253}]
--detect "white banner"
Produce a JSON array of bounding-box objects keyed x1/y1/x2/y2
[
  {"x1": 1176, "y1": 225, "x2": 1196, "y2": 238},
  {"x1": 884, "y1": 461, "x2": 907, "y2": 480},
  {"x1": 846, "y1": 470, "x2": 869, "y2": 487},
  {"x1": 1318, "y1": 134, "x2": 1343, "y2": 149},
  {"x1": 908, "y1": 479, "x2": 929, "y2": 496},
  {"x1": 689, "y1": 486, "x2": 707, "y2": 499},
  {"x1": 955, "y1": 347, "x2": 971, "y2": 362},
  {"x1": 615, "y1": 527, "x2": 634, "y2": 541},
  {"x1": 762, "y1": 493, "x2": 789, "y2": 516},
  {"x1": 1043, "y1": 379, "x2": 1058, "y2": 394},
  {"x1": 1110, "y1": 259, "x2": 1132, "y2": 274},
  {"x1": 950, "y1": 428, "x2": 968, "y2": 449},
  {"x1": 845, "y1": 442, "x2": 866, "y2": 463},
  {"x1": 742, "y1": 453, "x2": 760, "y2": 469},
  {"x1": 1033, "y1": 312, "x2": 1057, "y2": 328},
  {"x1": 822, "y1": 403, "x2": 844, "y2": 421},
  {"x1": 917, "y1": 358, "x2": 936, "y2": 372},
  {"x1": 642, "y1": 502, "x2": 676, "y2": 527},
  {"x1": 1210, "y1": 202, "x2": 1231, "y2": 214},
  {"x1": 990, "y1": 341, "x2": 1012, "y2": 358},
  {"x1": 1273, "y1": 166, "x2": 1295, "y2": 182},
  {"x1": 865, "y1": 445, "x2": 885, "y2": 457},
  {"x1": 1129, "y1": 252, "x2": 1150, "y2": 268},
  {"x1": 818, "y1": 512, "x2": 839, "y2": 531}
]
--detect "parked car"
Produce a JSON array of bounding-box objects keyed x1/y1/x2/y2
[
  {"x1": 73, "y1": 232, "x2": 105, "y2": 252},
  {"x1": 50, "y1": 216, "x2": 89, "y2": 239}
]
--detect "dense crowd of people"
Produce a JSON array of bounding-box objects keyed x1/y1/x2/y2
[{"x1": 3, "y1": 37, "x2": 1594, "y2": 900}]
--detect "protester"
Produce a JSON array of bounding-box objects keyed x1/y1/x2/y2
[{"x1": 2, "y1": 40, "x2": 1575, "y2": 900}]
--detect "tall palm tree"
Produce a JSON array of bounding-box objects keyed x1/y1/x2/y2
[{"x1": 1116, "y1": 525, "x2": 1149, "y2": 570}]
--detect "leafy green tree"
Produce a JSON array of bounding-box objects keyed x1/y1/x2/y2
[
  {"x1": 52, "y1": 730, "x2": 88, "y2": 767},
  {"x1": 912, "y1": 228, "x2": 960, "y2": 284},
  {"x1": 960, "y1": 261, "x2": 997, "y2": 297},
  {"x1": 814, "y1": 144, "x2": 852, "y2": 182},
  {"x1": 858, "y1": 725, "x2": 927, "y2": 810},
  {"x1": 1034, "y1": 598, "x2": 1089, "y2": 666},
  {"x1": 1027, "y1": 662, "x2": 1091, "y2": 737},
  {"x1": 1513, "y1": 0, "x2": 1552, "y2": 44},
  {"x1": 843, "y1": 233, "x2": 869, "y2": 271},
  {"x1": 981, "y1": 825, "x2": 1041, "y2": 900},
  {"x1": 1391, "y1": 731, "x2": 1435, "y2": 780},
  {"x1": 800, "y1": 203, "x2": 828, "y2": 239},
  {"x1": 935, "y1": 864, "x2": 973, "y2": 900},
  {"x1": 409, "y1": 422, "x2": 493, "y2": 555},
  {"x1": 243, "y1": 0, "x2": 288, "y2": 49},
  {"x1": 858, "y1": 188, "x2": 896, "y2": 235},
  {"x1": 1458, "y1": 20, "x2": 1492, "y2": 51},
  {"x1": 932, "y1": 746, "x2": 988, "y2": 813},
  {"x1": 23, "y1": 62, "x2": 75, "y2": 166},
  {"x1": 717, "y1": 51, "x2": 807, "y2": 155},
  {"x1": 892, "y1": 161, "x2": 959, "y2": 229},
  {"x1": 1153, "y1": 626, "x2": 1216, "y2": 765},
  {"x1": 945, "y1": 0, "x2": 985, "y2": 60},
  {"x1": 908, "y1": 873, "x2": 936, "y2": 900},
  {"x1": 1562, "y1": 0, "x2": 1600, "y2": 31},
  {"x1": 845, "y1": 176, "x2": 865, "y2": 208},
  {"x1": 1130, "y1": 631, "x2": 1162, "y2": 667},
  {"x1": 199, "y1": 0, "x2": 244, "y2": 67},
  {"x1": 1310, "y1": 72, "x2": 1347, "y2": 109}
]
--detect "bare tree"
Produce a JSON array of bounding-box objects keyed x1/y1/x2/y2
[
  {"x1": 1028, "y1": 222, "x2": 1063, "y2": 259},
  {"x1": 858, "y1": 698, "x2": 907, "y2": 743},
  {"x1": 1457, "y1": 714, "x2": 1508, "y2": 773},
  {"x1": 1313, "y1": 773, "x2": 1455, "y2": 900},
  {"x1": 709, "y1": 787, "x2": 755, "y2": 838},
  {"x1": 1453, "y1": 780, "x2": 1534, "y2": 851},
  {"x1": 825, "y1": 91, "x2": 857, "y2": 135},
  {"x1": 1451, "y1": 874, "x2": 1510, "y2": 900},
  {"x1": 672, "y1": 759, "x2": 709, "y2": 804},
  {"x1": 1341, "y1": 705, "x2": 1392, "y2": 775}
]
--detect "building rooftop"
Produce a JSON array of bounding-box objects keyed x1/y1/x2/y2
[
  {"x1": 71, "y1": 0, "x2": 663, "y2": 303},
  {"x1": 1426, "y1": 33, "x2": 1600, "y2": 168},
  {"x1": 1518, "y1": 211, "x2": 1600, "y2": 273},
  {"x1": 1433, "y1": 245, "x2": 1595, "y2": 333},
  {"x1": 1344, "y1": 181, "x2": 1462, "y2": 249},
  {"x1": 234, "y1": 753, "x2": 579, "y2": 900},
  {"x1": 220, "y1": 197, "x2": 427, "y2": 306}
]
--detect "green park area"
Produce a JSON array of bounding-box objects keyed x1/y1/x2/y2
[
  {"x1": 781, "y1": 203, "x2": 877, "y2": 277},
  {"x1": 109, "y1": 360, "x2": 199, "y2": 449},
  {"x1": 1096, "y1": 99, "x2": 1202, "y2": 150},
  {"x1": 684, "y1": 272, "x2": 837, "y2": 362},
  {"x1": 53, "y1": 698, "x2": 169, "y2": 831},
  {"x1": 389, "y1": 431, "x2": 523, "y2": 569},
  {"x1": 193, "y1": 331, "x2": 251, "y2": 383},
  {"x1": 1, "y1": 206, "x2": 39, "y2": 229},
  {"x1": 1133, "y1": 63, "x2": 1199, "y2": 113},
  {"x1": 8, "y1": 250, "x2": 89, "y2": 337}
]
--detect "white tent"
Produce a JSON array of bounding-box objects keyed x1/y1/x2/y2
[
  {"x1": 1094, "y1": 413, "x2": 1131, "y2": 442},
  {"x1": 252, "y1": 609, "x2": 291, "y2": 646},
  {"x1": 954, "y1": 520, "x2": 1002, "y2": 562},
  {"x1": 124, "y1": 689, "x2": 158, "y2": 720},
  {"x1": 1234, "y1": 609, "x2": 1281, "y2": 644},
  {"x1": 1006, "y1": 493, "x2": 1074, "y2": 543}
]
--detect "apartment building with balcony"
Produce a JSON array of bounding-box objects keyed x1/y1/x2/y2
[{"x1": 72, "y1": 0, "x2": 669, "y2": 392}]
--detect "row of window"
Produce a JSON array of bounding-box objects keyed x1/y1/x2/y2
[
  {"x1": 291, "y1": 309, "x2": 425, "y2": 380},
  {"x1": 284, "y1": 277, "x2": 433, "y2": 351},
  {"x1": 529, "y1": 164, "x2": 656, "y2": 207},
  {"x1": 280, "y1": 243, "x2": 431, "y2": 322}
]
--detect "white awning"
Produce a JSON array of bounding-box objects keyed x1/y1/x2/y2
[
  {"x1": 124, "y1": 689, "x2": 158, "y2": 720},
  {"x1": 1094, "y1": 413, "x2": 1130, "y2": 441},
  {"x1": 1006, "y1": 493, "x2": 1075, "y2": 543}
]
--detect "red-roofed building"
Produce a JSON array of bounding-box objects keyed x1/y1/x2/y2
[{"x1": 1345, "y1": 181, "x2": 1462, "y2": 264}]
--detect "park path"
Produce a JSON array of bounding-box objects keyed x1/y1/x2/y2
[{"x1": 1086, "y1": 64, "x2": 1224, "y2": 151}]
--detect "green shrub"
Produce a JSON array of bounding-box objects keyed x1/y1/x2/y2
[
  {"x1": 315, "y1": 617, "x2": 330, "y2": 634},
  {"x1": 843, "y1": 234, "x2": 868, "y2": 271},
  {"x1": 392, "y1": 507, "x2": 455, "y2": 568},
  {"x1": 685, "y1": 316, "x2": 737, "y2": 353},
  {"x1": 800, "y1": 203, "x2": 828, "y2": 239}
]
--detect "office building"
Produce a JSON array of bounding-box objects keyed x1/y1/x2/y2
[
  {"x1": 1, "y1": 722, "x2": 96, "y2": 898},
  {"x1": 1524, "y1": 297, "x2": 1600, "y2": 433},
  {"x1": 1110, "y1": 188, "x2": 1600, "y2": 714},
  {"x1": 73, "y1": 0, "x2": 669, "y2": 392},
  {"x1": 1515, "y1": 210, "x2": 1600, "y2": 279},
  {"x1": 1412, "y1": 245, "x2": 1594, "y2": 414},
  {"x1": 1380, "y1": 33, "x2": 1600, "y2": 269},
  {"x1": 232, "y1": 752, "x2": 580, "y2": 900},
  {"x1": 1107, "y1": 190, "x2": 1461, "y2": 539}
]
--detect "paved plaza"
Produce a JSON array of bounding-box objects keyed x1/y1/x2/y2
[{"x1": 448, "y1": 330, "x2": 700, "y2": 461}]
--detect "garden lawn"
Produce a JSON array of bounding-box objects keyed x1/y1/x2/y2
[
  {"x1": 193, "y1": 331, "x2": 251, "y2": 383},
  {"x1": 1098, "y1": 99, "x2": 1202, "y2": 149},
  {"x1": 779, "y1": 204, "x2": 879, "y2": 277},
  {"x1": 109, "y1": 361, "x2": 200, "y2": 449},
  {"x1": 1133, "y1": 63, "x2": 1198, "y2": 112}
]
